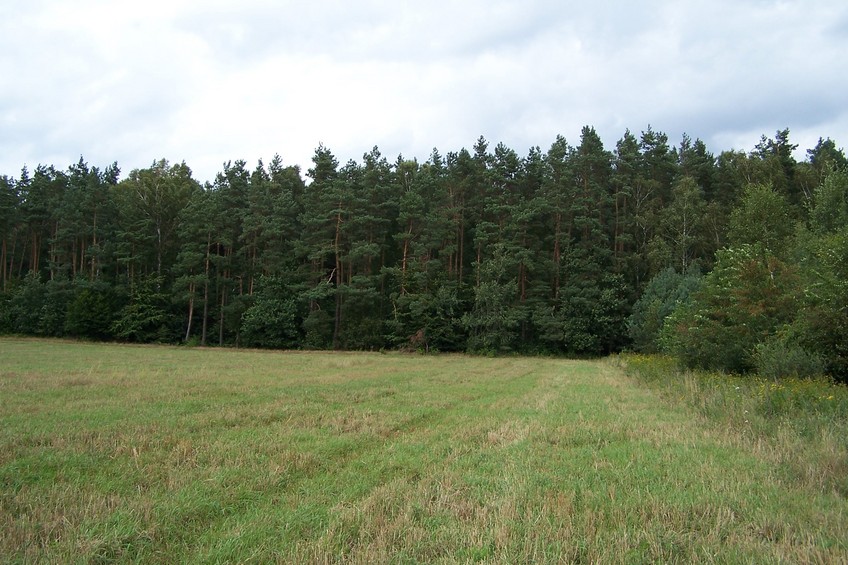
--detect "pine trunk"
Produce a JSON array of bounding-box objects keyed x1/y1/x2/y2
[
  {"x1": 201, "y1": 234, "x2": 211, "y2": 346},
  {"x1": 184, "y1": 281, "x2": 195, "y2": 342},
  {"x1": 0, "y1": 237, "x2": 6, "y2": 291}
]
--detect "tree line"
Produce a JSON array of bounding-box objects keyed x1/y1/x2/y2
[{"x1": 1, "y1": 127, "x2": 846, "y2": 379}]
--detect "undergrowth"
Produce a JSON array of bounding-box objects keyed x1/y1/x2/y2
[{"x1": 619, "y1": 353, "x2": 848, "y2": 496}]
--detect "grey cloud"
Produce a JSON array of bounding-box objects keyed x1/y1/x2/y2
[{"x1": 2, "y1": 0, "x2": 848, "y2": 182}]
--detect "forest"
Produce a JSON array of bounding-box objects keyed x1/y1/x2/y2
[{"x1": 1, "y1": 127, "x2": 846, "y2": 380}]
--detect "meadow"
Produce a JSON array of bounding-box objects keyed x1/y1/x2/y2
[{"x1": 1, "y1": 339, "x2": 846, "y2": 563}]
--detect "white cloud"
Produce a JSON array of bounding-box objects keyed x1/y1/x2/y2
[{"x1": 1, "y1": 0, "x2": 847, "y2": 182}]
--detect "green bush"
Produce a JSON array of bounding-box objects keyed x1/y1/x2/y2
[
  {"x1": 64, "y1": 281, "x2": 121, "y2": 339},
  {"x1": 241, "y1": 296, "x2": 301, "y2": 349},
  {"x1": 627, "y1": 267, "x2": 702, "y2": 353},
  {"x1": 753, "y1": 335, "x2": 825, "y2": 380},
  {"x1": 302, "y1": 309, "x2": 332, "y2": 350},
  {"x1": 39, "y1": 279, "x2": 73, "y2": 336},
  {"x1": 0, "y1": 290, "x2": 11, "y2": 333},
  {"x1": 660, "y1": 245, "x2": 800, "y2": 373},
  {"x1": 111, "y1": 277, "x2": 173, "y2": 343},
  {"x1": 8, "y1": 272, "x2": 45, "y2": 334}
]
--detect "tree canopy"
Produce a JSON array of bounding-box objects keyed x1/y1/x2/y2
[{"x1": 2, "y1": 129, "x2": 846, "y2": 380}]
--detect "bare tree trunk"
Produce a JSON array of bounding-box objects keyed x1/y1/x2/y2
[
  {"x1": 553, "y1": 212, "x2": 561, "y2": 300},
  {"x1": 218, "y1": 281, "x2": 225, "y2": 346},
  {"x1": 156, "y1": 224, "x2": 162, "y2": 280},
  {"x1": 78, "y1": 238, "x2": 86, "y2": 277},
  {"x1": 16, "y1": 235, "x2": 25, "y2": 277},
  {"x1": 49, "y1": 222, "x2": 59, "y2": 281},
  {"x1": 91, "y1": 209, "x2": 97, "y2": 280},
  {"x1": 184, "y1": 280, "x2": 195, "y2": 342},
  {"x1": 201, "y1": 234, "x2": 211, "y2": 346},
  {"x1": 475, "y1": 243, "x2": 482, "y2": 288},
  {"x1": 31, "y1": 232, "x2": 39, "y2": 275},
  {"x1": 201, "y1": 280, "x2": 209, "y2": 346},
  {"x1": 458, "y1": 217, "x2": 464, "y2": 284},
  {"x1": 0, "y1": 237, "x2": 6, "y2": 291},
  {"x1": 249, "y1": 244, "x2": 257, "y2": 296},
  {"x1": 400, "y1": 218, "x2": 412, "y2": 294},
  {"x1": 333, "y1": 207, "x2": 343, "y2": 349}
]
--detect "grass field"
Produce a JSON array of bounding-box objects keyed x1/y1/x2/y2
[{"x1": 1, "y1": 339, "x2": 846, "y2": 563}]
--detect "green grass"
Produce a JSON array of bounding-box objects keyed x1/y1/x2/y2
[
  {"x1": 1, "y1": 339, "x2": 846, "y2": 563},
  {"x1": 620, "y1": 353, "x2": 848, "y2": 499}
]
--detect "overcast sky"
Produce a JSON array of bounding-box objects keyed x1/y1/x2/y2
[{"x1": 2, "y1": 0, "x2": 847, "y2": 183}]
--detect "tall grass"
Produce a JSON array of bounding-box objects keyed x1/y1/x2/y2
[
  {"x1": 2, "y1": 339, "x2": 847, "y2": 563},
  {"x1": 620, "y1": 353, "x2": 848, "y2": 496}
]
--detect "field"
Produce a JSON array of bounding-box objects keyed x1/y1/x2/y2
[{"x1": 1, "y1": 339, "x2": 847, "y2": 563}]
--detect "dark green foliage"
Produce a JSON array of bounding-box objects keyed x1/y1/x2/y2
[
  {"x1": 1, "y1": 130, "x2": 846, "y2": 369},
  {"x1": 808, "y1": 169, "x2": 848, "y2": 234},
  {"x1": 792, "y1": 170, "x2": 848, "y2": 380},
  {"x1": 8, "y1": 273, "x2": 46, "y2": 334},
  {"x1": 627, "y1": 267, "x2": 702, "y2": 353},
  {"x1": 64, "y1": 281, "x2": 121, "y2": 339},
  {"x1": 302, "y1": 309, "x2": 333, "y2": 350},
  {"x1": 661, "y1": 245, "x2": 800, "y2": 373},
  {"x1": 112, "y1": 277, "x2": 174, "y2": 342},
  {"x1": 648, "y1": 176, "x2": 708, "y2": 273},
  {"x1": 752, "y1": 129, "x2": 801, "y2": 207},
  {"x1": 753, "y1": 334, "x2": 825, "y2": 381},
  {"x1": 113, "y1": 160, "x2": 200, "y2": 284},
  {"x1": 807, "y1": 137, "x2": 848, "y2": 172},
  {"x1": 533, "y1": 266, "x2": 629, "y2": 356},
  {"x1": 4, "y1": 274, "x2": 70, "y2": 338},
  {"x1": 336, "y1": 287, "x2": 385, "y2": 350},
  {"x1": 240, "y1": 276, "x2": 303, "y2": 349},
  {"x1": 0, "y1": 291, "x2": 10, "y2": 333},
  {"x1": 558, "y1": 271, "x2": 630, "y2": 355},
  {"x1": 39, "y1": 279, "x2": 73, "y2": 337},
  {"x1": 727, "y1": 183, "x2": 794, "y2": 254},
  {"x1": 388, "y1": 281, "x2": 465, "y2": 352},
  {"x1": 463, "y1": 248, "x2": 523, "y2": 353}
]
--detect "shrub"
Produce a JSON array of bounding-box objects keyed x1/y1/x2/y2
[
  {"x1": 8, "y1": 272, "x2": 45, "y2": 334},
  {"x1": 660, "y1": 245, "x2": 800, "y2": 373},
  {"x1": 64, "y1": 281, "x2": 121, "y2": 339},
  {"x1": 627, "y1": 267, "x2": 702, "y2": 353},
  {"x1": 111, "y1": 278, "x2": 173, "y2": 343},
  {"x1": 241, "y1": 296, "x2": 301, "y2": 349},
  {"x1": 753, "y1": 335, "x2": 826, "y2": 380},
  {"x1": 0, "y1": 290, "x2": 11, "y2": 333}
]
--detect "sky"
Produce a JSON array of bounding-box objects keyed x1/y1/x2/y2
[{"x1": 2, "y1": 0, "x2": 847, "y2": 184}]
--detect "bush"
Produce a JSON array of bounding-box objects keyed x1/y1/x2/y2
[
  {"x1": 111, "y1": 278, "x2": 173, "y2": 343},
  {"x1": 753, "y1": 335, "x2": 826, "y2": 380},
  {"x1": 64, "y1": 281, "x2": 121, "y2": 339},
  {"x1": 0, "y1": 290, "x2": 11, "y2": 333},
  {"x1": 660, "y1": 301, "x2": 751, "y2": 373},
  {"x1": 628, "y1": 267, "x2": 702, "y2": 353},
  {"x1": 39, "y1": 279, "x2": 73, "y2": 336},
  {"x1": 302, "y1": 309, "x2": 332, "y2": 349},
  {"x1": 241, "y1": 296, "x2": 302, "y2": 349},
  {"x1": 660, "y1": 245, "x2": 800, "y2": 373},
  {"x1": 239, "y1": 276, "x2": 305, "y2": 349},
  {"x1": 8, "y1": 272, "x2": 45, "y2": 334},
  {"x1": 386, "y1": 282, "x2": 466, "y2": 353}
]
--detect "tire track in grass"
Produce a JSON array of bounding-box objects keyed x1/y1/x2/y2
[
  {"x1": 296, "y1": 358, "x2": 848, "y2": 563},
  {"x1": 182, "y1": 359, "x2": 547, "y2": 562}
]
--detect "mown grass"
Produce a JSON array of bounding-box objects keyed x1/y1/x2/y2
[{"x1": 1, "y1": 338, "x2": 846, "y2": 563}]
